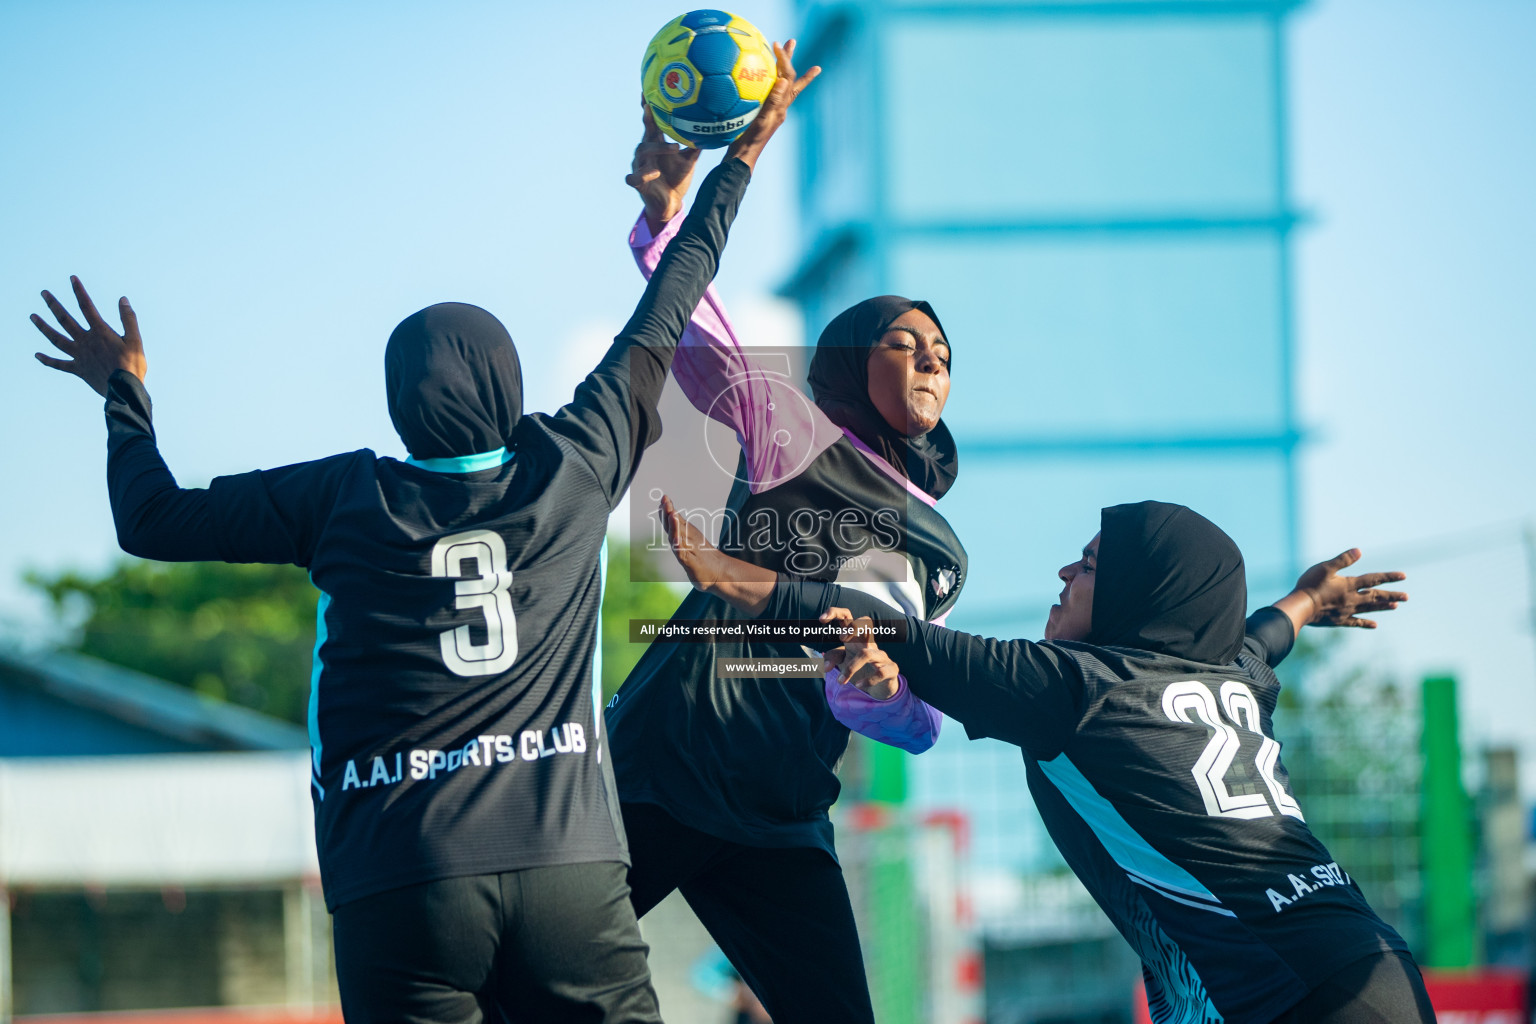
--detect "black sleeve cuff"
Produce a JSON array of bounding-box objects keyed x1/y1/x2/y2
[
  {"x1": 104, "y1": 369, "x2": 155, "y2": 450},
  {"x1": 763, "y1": 576, "x2": 833, "y2": 621},
  {"x1": 1245, "y1": 605, "x2": 1296, "y2": 668}
]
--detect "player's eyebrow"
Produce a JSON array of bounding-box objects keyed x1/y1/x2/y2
[
  {"x1": 1082, "y1": 546, "x2": 1095, "y2": 562},
  {"x1": 882, "y1": 323, "x2": 950, "y2": 355}
]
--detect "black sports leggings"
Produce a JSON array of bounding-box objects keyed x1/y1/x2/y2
[
  {"x1": 1270, "y1": 950, "x2": 1437, "y2": 1023},
  {"x1": 622, "y1": 801, "x2": 876, "y2": 1024},
  {"x1": 331, "y1": 862, "x2": 662, "y2": 1024}
]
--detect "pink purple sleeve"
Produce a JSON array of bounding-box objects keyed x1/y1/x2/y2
[
  {"x1": 630, "y1": 211, "x2": 836, "y2": 492},
  {"x1": 824, "y1": 673, "x2": 943, "y2": 754}
]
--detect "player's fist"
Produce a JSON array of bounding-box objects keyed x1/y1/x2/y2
[
  {"x1": 628, "y1": 101, "x2": 701, "y2": 231},
  {"x1": 818, "y1": 611, "x2": 901, "y2": 701}
]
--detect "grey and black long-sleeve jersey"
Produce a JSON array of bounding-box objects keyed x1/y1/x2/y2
[
  {"x1": 100, "y1": 158, "x2": 751, "y2": 910},
  {"x1": 765, "y1": 581, "x2": 1407, "y2": 1024}
]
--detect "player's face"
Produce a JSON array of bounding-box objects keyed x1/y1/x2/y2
[
  {"x1": 866, "y1": 309, "x2": 951, "y2": 436},
  {"x1": 1045, "y1": 532, "x2": 1100, "y2": 641}
]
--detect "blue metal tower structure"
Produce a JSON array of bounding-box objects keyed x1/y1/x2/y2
[{"x1": 786, "y1": 0, "x2": 1306, "y2": 874}]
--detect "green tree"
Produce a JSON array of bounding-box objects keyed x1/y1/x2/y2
[
  {"x1": 28, "y1": 536, "x2": 684, "y2": 724},
  {"x1": 28, "y1": 559, "x2": 318, "y2": 723},
  {"x1": 600, "y1": 540, "x2": 686, "y2": 703}
]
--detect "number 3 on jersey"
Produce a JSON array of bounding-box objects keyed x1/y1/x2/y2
[
  {"x1": 1162, "y1": 680, "x2": 1304, "y2": 822},
  {"x1": 431, "y1": 530, "x2": 517, "y2": 676}
]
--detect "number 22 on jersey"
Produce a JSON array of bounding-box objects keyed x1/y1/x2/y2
[
  {"x1": 1162, "y1": 680, "x2": 1305, "y2": 822},
  {"x1": 430, "y1": 530, "x2": 517, "y2": 677}
]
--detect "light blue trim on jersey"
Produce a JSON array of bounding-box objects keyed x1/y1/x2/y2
[
  {"x1": 592, "y1": 539, "x2": 609, "y2": 761},
  {"x1": 1037, "y1": 753, "x2": 1227, "y2": 910},
  {"x1": 1037, "y1": 754, "x2": 1228, "y2": 1020},
  {"x1": 1126, "y1": 876, "x2": 1235, "y2": 917},
  {"x1": 405, "y1": 447, "x2": 514, "y2": 474},
  {"x1": 308, "y1": 588, "x2": 331, "y2": 800}
]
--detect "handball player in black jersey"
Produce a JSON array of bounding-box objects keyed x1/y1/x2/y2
[
  {"x1": 662, "y1": 500, "x2": 1435, "y2": 1024},
  {"x1": 29, "y1": 42, "x2": 818, "y2": 1024},
  {"x1": 606, "y1": 114, "x2": 967, "y2": 1024}
]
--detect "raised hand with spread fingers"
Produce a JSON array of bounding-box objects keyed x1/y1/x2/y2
[
  {"x1": 1271, "y1": 548, "x2": 1409, "y2": 634},
  {"x1": 32, "y1": 276, "x2": 146, "y2": 398}
]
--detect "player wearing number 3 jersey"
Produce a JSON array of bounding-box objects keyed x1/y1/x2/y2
[
  {"x1": 665, "y1": 500, "x2": 1435, "y2": 1024},
  {"x1": 28, "y1": 42, "x2": 822, "y2": 1015},
  {"x1": 35, "y1": 164, "x2": 746, "y2": 1017}
]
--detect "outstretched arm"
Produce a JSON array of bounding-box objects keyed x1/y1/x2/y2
[
  {"x1": 660, "y1": 495, "x2": 1076, "y2": 756},
  {"x1": 547, "y1": 42, "x2": 819, "y2": 507},
  {"x1": 791, "y1": 590, "x2": 1081, "y2": 758},
  {"x1": 626, "y1": 103, "x2": 832, "y2": 493},
  {"x1": 32, "y1": 277, "x2": 220, "y2": 560}
]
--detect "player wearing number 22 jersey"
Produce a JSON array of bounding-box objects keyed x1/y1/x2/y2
[{"x1": 761, "y1": 502, "x2": 1418, "y2": 1024}]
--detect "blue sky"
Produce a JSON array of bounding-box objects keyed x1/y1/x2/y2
[
  {"x1": 1288, "y1": 0, "x2": 1536, "y2": 784},
  {"x1": 2, "y1": 1, "x2": 1533, "y2": 784}
]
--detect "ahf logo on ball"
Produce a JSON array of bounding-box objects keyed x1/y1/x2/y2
[{"x1": 660, "y1": 62, "x2": 696, "y2": 103}]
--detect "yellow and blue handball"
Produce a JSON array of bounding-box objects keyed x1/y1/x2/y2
[{"x1": 642, "y1": 10, "x2": 777, "y2": 149}]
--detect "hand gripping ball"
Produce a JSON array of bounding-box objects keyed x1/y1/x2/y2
[{"x1": 642, "y1": 10, "x2": 777, "y2": 149}]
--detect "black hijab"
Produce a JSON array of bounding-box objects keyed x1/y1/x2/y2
[
  {"x1": 385, "y1": 302, "x2": 523, "y2": 460},
  {"x1": 806, "y1": 295, "x2": 960, "y2": 500},
  {"x1": 1089, "y1": 501, "x2": 1247, "y2": 665}
]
